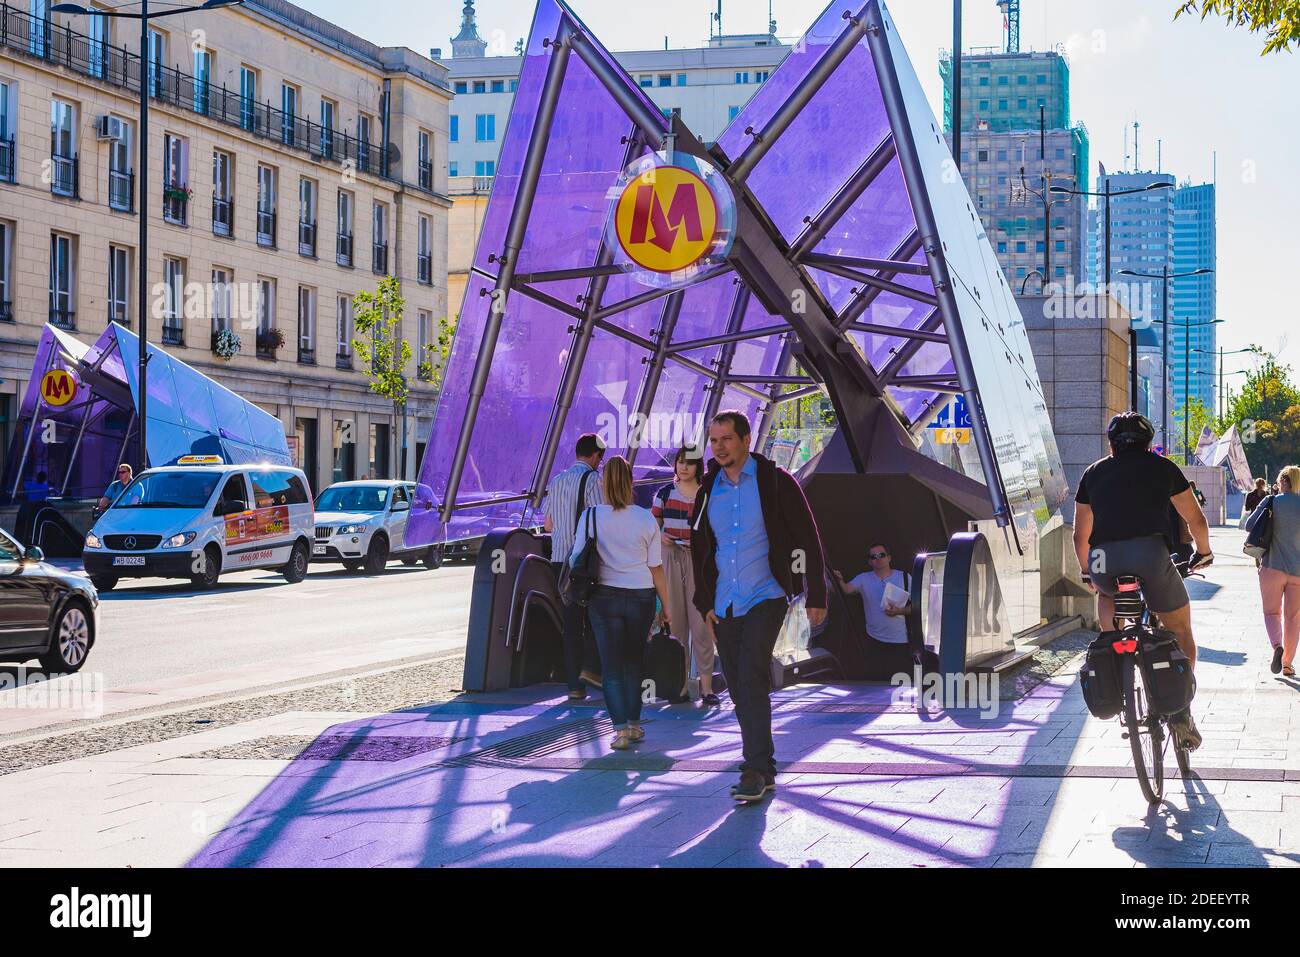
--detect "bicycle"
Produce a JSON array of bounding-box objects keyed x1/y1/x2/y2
[{"x1": 1089, "y1": 551, "x2": 1212, "y2": 805}]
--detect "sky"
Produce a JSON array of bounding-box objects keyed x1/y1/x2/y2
[{"x1": 296, "y1": 0, "x2": 1300, "y2": 376}]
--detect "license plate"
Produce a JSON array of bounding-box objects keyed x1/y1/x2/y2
[
  {"x1": 112, "y1": 556, "x2": 146, "y2": 567},
  {"x1": 312, "y1": 545, "x2": 326, "y2": 555}
]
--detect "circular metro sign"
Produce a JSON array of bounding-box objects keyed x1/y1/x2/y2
[{"x1": 40, "y1": 369, "x2": 77, "y2": 407}]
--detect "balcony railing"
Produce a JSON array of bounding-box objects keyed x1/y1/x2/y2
[
  {"x1": 108, "y1": 168, "x2": 133, "y2": 212},
  {"x1": 256, "y1": 330, "x2": 280, "y2": 359},
  {"x1": 0, "y1": 300, "x2": 13, "y2": 323},
  {"x1": 418, "y1": 159, "x2": 432, "y2": 191},
  {"x1": 50, "y1": 153, "x2": 77, "y2": 198},
  {"x1": 298, "y1": 220, "x2": 316, "y2": 257},
  {"x1": 372, "y1": 241, "x2": 388, "y2": 275},
  {"x1": 161, "y1": 323, "x2": 184, "y2": 346},
  {"x1": 0, "y1": 3, "x2": 402, "y2": 181},
  {"x1": 0, "y1": 136, "x2": 14, "y2": 183},
  {"x1": 336, "y1": 231, "x2": 353, "y2": 267},
  {"x1": 256, "y1": 209, "x2": 276, "y2": 248},
  {"x1": 335, "y1": 350, "x2": 353, "y2": 370},
  {"x1": 418, "y1": 253, "x2": 432, "y2": 285},
  {"x1": 212, "y1": 195, "x2": 233, "y2": 236},
  {"x1": 107, "y1": 301, "x2": 127, "y2": 325},
  {"x1": 49, "y1": 307, "x2": 75, "y2": 329},
  {"x1": 162, "y1": 183, "x2": 188, "y2": 225},
  {"x1": 297, "y1": 344, "x2": 315, "y2": 365}
]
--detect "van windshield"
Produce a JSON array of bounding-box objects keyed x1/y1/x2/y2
[
  {"x1": 316, "y1": 485, "x2": 389, "y2": 513},
  {"x1": 110, "y1": 471, "x2": 221, "y2": 509}
]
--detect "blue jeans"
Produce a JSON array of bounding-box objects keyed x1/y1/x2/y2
[{"x1": 587, "y1": 585, "x2": 657, "y2": 729}]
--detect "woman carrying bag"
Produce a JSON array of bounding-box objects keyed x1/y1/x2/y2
[
  {"x1": 1246, "y1": 465, "x2": 1300, "y2": 676},
  {"x1": 570, "y1": 456, "x2": 674, "y2": 750}
]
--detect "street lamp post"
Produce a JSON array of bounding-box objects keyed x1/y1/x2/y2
[
  {"x1": 1051, "y1": 180, "x2": 1174, "y2": 411},
  {"x1": 52, "y1": 0, "x2": 244, "y2": 473},
  {"x1": 1193, "y1": 346, "x2": 1252, "y2": 421},
  {"x1": 1118, "y1": 265, "x2": 1214, "y2": 458}
]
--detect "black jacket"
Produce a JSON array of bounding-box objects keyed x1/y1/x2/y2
[{"x1": 688, "y1": 452, "x2": 827, "y2": 617}]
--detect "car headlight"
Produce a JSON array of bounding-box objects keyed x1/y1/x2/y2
[
  {"x1": 85, "y1": 533, "x2": 101, "y2": 549},
  {"x1": 338, "y1": 524, "x2": 369, "y2": 535},
  {"x1": 162, "y1": 531, "x2": 197, "y2": 549}
]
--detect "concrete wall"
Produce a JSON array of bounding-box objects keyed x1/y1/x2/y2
[{"x1": 1182, "y1": 463, "x2": 1227, "y2": 527}]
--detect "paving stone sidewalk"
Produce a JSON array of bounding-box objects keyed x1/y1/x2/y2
[{"x1": 3, "y1": 526, "x2": 1299, "y2": 868}]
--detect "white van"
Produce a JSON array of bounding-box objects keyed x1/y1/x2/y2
[{"x1": 82, "y1": 457, "x2": 314, "y2": 591}]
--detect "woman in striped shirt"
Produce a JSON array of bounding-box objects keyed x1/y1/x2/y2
[{"x1": 652, "y1": 446, "x2": 718, "y2": 706}]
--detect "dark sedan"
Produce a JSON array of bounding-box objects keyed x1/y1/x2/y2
[{"x1": 0, "y1": 527, "x2": 98, "y2": 673}]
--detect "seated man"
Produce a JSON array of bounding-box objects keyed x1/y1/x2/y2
[{"x1": 834, "y1": 542, "x2": 914, "y2": 680}]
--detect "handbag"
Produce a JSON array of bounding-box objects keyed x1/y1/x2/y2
[
  {"x1": 559, "y1": 505, "x2": 599, "y2": 606},
  {"x1": 1243, "y1": 495, "x2": 1275, "y2": 560}
]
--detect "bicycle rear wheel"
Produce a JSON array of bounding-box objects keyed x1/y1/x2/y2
[{"x1": 1123, "y1": 653, "x2": 1164, "y2": 804}]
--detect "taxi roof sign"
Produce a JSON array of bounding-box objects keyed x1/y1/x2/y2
[{"x1": 177, "y1": 455, "x2": 224, "y2": 465}]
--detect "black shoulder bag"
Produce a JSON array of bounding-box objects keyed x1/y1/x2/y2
[{"x1": 560, "y1": 506, "x2": 600, "y2": 607}]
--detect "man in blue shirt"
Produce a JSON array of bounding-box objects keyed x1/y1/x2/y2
[
  {"x1": 690, "y1": 410, "x2": 826, "y2": 802},
  {"x1": 98, "y1": 463, "x2": 134, "y2": 512}
]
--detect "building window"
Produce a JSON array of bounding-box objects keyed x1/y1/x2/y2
[
  {"x1": 0, "y1": 221, "x2": 12, "y2": 322},
  {"x1": 450, "y1": 115, "x2": 459, "y2": 143},
  {"x1": 1015, "y1": 241, "x2": 1026, "y2": 253},
  {"x1": 473, "y1": 159, "x2": 495, "y2": 177},
  {"x1": 86, "y1": 8, "x2": 108, "y2": 79},
  {"x1": 418, "y1": 130, "x2": 433, "y2": 190},
  {"x1": 728, "y1": 106, "x2": 740, "y2": 121},
  {"x1": 106, "y1": 117, "x2": 133, "y2": 212},
  {"x1": 454, "y1": 81, "x2": 467, "y2": 94},
  {"x1": 50, "y1": 99, "x2": 77, "y2": 198},
  {"x1": 997, "y1": 241, "x2": 1007, "y2": 254},
  {"x1": 490, "y1": 79, "x2": 504, "y2": 93},
  {"x1": 192, "y1": 48, "x2": 211, "y2": 116},
  {"x1": 449, "y1": 161, "x2": 458, "y2": 177},
  {"x1": 162, "y1": 133, "x2": 188, "y2": 224},
  {"x1": 978, "y1": 75, "x2": 989, "y2": 86},
  {"x1": 212, "y1": 149, "x2": 233, "y2": 237},
  {"x1": 49, "y1": 235, "x2": 75, "y2": 328},
  {"x1": 281, "y1": 84, "x2": 298, "y2": 146},
  {"x1": 239, "y1": 66, "x2": 258, "y2": 132},
  {"x1": 256, "y1": 164, "x2": 277, "y2": 247},
  {"x1": 1055, "y1": 265, "x2": 1065, "y2": 277},
  {"x1": 657, "y1": 74, "x2": 671, "y2": 87},
  {"x1": 510, "y1": 79, "x2": 518, "y2": 91},
  {"x1": 146, "y1": 28, "x2": 165, "y2": 98},
  {"x1": 162, "y1": 256, "x2": 184, "y2": 344},
  {"x1": 734, "y1": 72, "x2": 750, "y2": 84},
  {"x1": 475, "y1": 113, "x2": 496, "y2": 142},
  {"x1": 297, "y1": 286, "x2": 316, "y2": 363},
  {"x1": 639, "y1": 75, "x2": 652, "y2": 88},
  {"x1": 211, "y1": 267, "x2": 232, "y2": 334},
  {"x1": 676, "y1": 73, "x2": 687, "y2": 86},
  {"x1": 336, "y1": 295, "x2": 353, "y2": 369},
  {"x1": 417, "y1": 309, "x2": 432, "y2": 379},
  {"x1": 997, "y1": 98, "x2": 1007, "y2": 110},
  {"x1": 998, "y1": 75, "x2": 1008, "y2": 85},
  {"x1": 977, "y1": 149, "x2": 988, "y2": 161},
  {"x1": 29, "y1": 0, "x2": 50, "y2": 57},
  {"x1": 336, "y1": 189, "x2": 354, "y2": 266},
  {"x1": 298, "y1": 177, "x2": 317, "y2": 257},
  {"x1": 372, "y1": 202, "x2": 388, "y2": 274},
  {"x1": 472, "y1": 80, "x2": 485, "y2": 93},
  {"x1": 418, "y1": 215, "x2": 432, "y2": 284},
  {"x1": 1018, "y1": 98, "x2": 1027, "y2": 109},
  {"x1": 358, "y1": 114, "x2": 372, "y2": 173},
  {"x1": 108, "y1": 245, "x2": 129, "y2": 326},
  {"x1": 256, "y1": 278, "x2": 276, "y2": 358},
  {"x1": 0, "y1": 80, "x2": 15, "y2": 183},
  {"x1": 320, "y1": 99, "x2": 336, "y2": 158},
  {"x1": 978, "y1": 99, "x2": 988, "y2": 110},
  {"x1": 756, "y1": 71, "x2": 770, "y2": 82},
  {"x1": 1055, "y1": 240, "x2": 1065, "y2": 252},
  {"x1": 1035, "y1": 240, "x2": 1045, "y2": 252}
]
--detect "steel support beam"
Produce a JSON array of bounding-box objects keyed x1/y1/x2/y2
[
  {"x1": 769, "y1": 383, "x2": 823, "y2": 404},
  {"x1": 566, "y1": 26, "x2": 667, "y2": 150},
  {"x1": 805, "y1": 255, "x2": 939, "y2": 306},
  {"x1": 865, "y1": 0, "x2": 1012, "y2": 529},
  {"x1": 666, "y1": 323, "x2": 788, "y2": 355},
  {"x1": 505, "y1": 281, "x2": 586, "y2": 321},
  {"x1": 850, "y1": 320, "x2": 947, "y2": 344},
  {"x1": 801, "y1": 251, "x2": 931, "y2": 276},
  {"x1": 513, "y1": 264, "x2": 626, "y2": 285},
  {"x1": 625, "y1": 290, "x2": 685, "y2": 468},
  {"x1": 700, "y1": 283, "x2": 752, "y2": 429},
  {"x1": 877, "y1": 307, "x2": 943, "y2": 383},
  {"x1": 728, "y1": 4, "x2": 870, "y2": 182},
  {"x1": 593, "y1": 265, "x2": 731, "y2": 321},
  {"x1": 790, "y1": 135, "x2": 897, "y2": 258},
  {"x1": 440, "y1": 25, "x2": 573, "y2": 522},
  {"x1": 835, "y1": 230, "x2": 923, "y2": 331},
  {"x1": 727, "y1": 375, "x2": 817, "y2": 386}
]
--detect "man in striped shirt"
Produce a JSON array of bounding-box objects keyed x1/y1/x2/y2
[{"x1": 544, "y1": 432, "x2": 605, "y2": 698}]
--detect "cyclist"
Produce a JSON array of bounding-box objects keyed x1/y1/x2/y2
[{"x1": 1072, "y1": 412, "x2": 1213, "y2": 750}]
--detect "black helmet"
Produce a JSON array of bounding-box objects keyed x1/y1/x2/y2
[{"x1": 1107, "y1": 411, "x2": 1155, "y2": 452}]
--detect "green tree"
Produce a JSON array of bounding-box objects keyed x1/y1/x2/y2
[
  {"x1": 1220, "y1": 352, "x2": 1300, "y2": 478},
  {"x1": 1175, "y1": 1, "x2": 1300, "y2": 54},
  {"x1": 1173, "y1": 396, "x2": 1217, "y2": 463},
  {"x1": 353, "y1": 276, "x2": 414, "y2": 407},
  {"x1": 417, "y1": 313, "x2": 457, "y2": 392}
]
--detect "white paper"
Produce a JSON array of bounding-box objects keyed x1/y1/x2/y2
[{"x1": 881, "y1": 582, "x2": 910, "y2": 611}]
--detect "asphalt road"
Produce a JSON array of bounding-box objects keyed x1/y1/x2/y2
[{"x1": 65, "y1": 559, "x2": 477, "y2": 689}]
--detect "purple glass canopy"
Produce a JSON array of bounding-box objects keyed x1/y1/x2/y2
[{"x1": 411, "y1": 0, "x2": 1065, "y2": 547}]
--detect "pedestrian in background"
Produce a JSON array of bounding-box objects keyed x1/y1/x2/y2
[
  {"x1": 1247, "y1": 465, "x2": 1300, "y2": 677},
  {"x1": 544, "y1": 432, "x2": 605, "y2": 700},
  {"x1": 834, "y1": 542, "x2": 913, "y2": 680},
  {"x1": 1243, "y1": 477, "x2": 1268, "y2": 528},
  {"x1": 690, "y1": 410, "x2": 826, "y2": 803},
  {"x1": 572, "y1": 455, "x2": 673, "y2": 750},
  {"x1": 652, "y1": 446, "x2": 717, "y2": 706}
]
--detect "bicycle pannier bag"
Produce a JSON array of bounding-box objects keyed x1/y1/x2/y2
[
  {"x1": 1243, "y1": 494, "x2": 1275, "y2": 560},
  {"x1": 1137, "y1": 629, "x2": 1194, "y2": 716},
  {"x1": 1081, "y1": 632, "x2": 1123, "y2": 720}
]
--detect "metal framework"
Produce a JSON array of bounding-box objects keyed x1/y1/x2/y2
[{"x1": 417, "y1": 0, "x2": 1065, "y2": 546}]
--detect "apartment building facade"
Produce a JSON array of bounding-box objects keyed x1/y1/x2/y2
[{"x1": 0, "y1": 0, "x2": 452, "y2": 494}]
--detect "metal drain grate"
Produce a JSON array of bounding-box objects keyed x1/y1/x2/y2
[{"x1": 441, "y1": 716, "x2": 614, "y2": 769}]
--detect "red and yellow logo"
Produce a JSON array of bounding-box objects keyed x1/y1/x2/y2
[
  {"x1": 614, "y1": 166, "x2": 719, "y2": 274},
  {"x1": 40, "y1": 369, "x2": 77, "y2": 407}
]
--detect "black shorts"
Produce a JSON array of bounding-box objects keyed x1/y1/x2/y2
[{"x1": 1088, "y1": 534, "x2": 1189, "y2": 615}]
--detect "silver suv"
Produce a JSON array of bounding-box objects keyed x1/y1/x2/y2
[{"x1": 311, "y1": 481, "x2": 440, "y2": 574}]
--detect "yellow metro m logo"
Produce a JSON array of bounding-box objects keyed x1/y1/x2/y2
[{"x1": 614, "y1": 166, "x2": 719, "y2": 274}]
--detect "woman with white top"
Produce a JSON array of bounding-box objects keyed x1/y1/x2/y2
[{"x1": 571, "y1": 455, "x2": 674, "y2": 750}]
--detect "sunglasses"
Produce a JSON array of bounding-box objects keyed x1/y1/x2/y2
[{"x1": 869, "y1": 552, "x2": 888, "y2": 560}]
